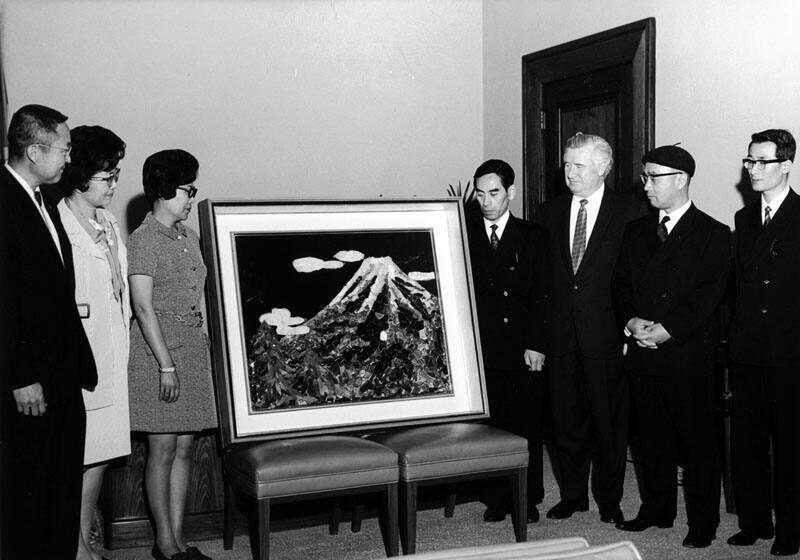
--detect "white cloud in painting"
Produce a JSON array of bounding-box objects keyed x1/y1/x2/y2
[
  {"x1": 293, "y1": 256, "x2": 344, "y2": 273},
  {"x1": 334, "y1": 250, "x2": 365, "y2": 263},
  {"x1": 259, "y1": 308, "x2": 310, "y2": 336},
  {"x1": 409, "y1": 271, "x2": 435, "y2": 282}
]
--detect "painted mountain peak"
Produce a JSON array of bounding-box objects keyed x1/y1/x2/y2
[{"x1": 248, "y1": 256, "x2": 451, "y2": 410}]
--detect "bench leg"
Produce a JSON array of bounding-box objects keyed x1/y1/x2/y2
[
  {"x1": 380, "y1": 483, "x2": 399, "y2": 557},
  {"x1": 444, "y1": 489, "x2": 456, "y2": 518},
  {"x1": 329, "y1": 506, "x2": 341, "y2": 535},
  {"x1": 351, "y1": 503, "x2": 364, "y2": 533},
  {"x1": 509, "y1": 468, "x2": 527, "y2": 543},
  {"x1": 223, "y1": 479, "x2": 235, "y2": 550},
  {"x1": 257, "y1": 497, "x2": 271, "y2": 560},
  {"x1": 399, "y1": 481, "x2": 418, "y2": 555}
]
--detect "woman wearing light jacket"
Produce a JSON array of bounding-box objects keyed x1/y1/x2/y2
[{"x1": 55, "y1": 125, "x2": 130, "y2": 560}]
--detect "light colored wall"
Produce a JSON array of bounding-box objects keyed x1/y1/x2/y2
[
  {"x1": 483, "y1": 0, "x2": 800, "y2": 225},
  {"x1": 1, "y1": 0, "x2": 483, "y2": 234}
]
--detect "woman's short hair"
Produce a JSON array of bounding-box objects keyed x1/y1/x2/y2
[
  {"x1": 142, "y1": 149, "x2": 199, "y2": 205},
  {"x1": 55, "y1": 125, "x2": 126, "y2": 196}
]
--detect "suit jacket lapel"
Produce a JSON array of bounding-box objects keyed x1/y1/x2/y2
[
  {"x1": 741, "y1": 189, "x2": 800, "y2": 268},
  {"x1": 640, "y1": 204, "x2": 698, "y2": 282},
  {"x1": 579, "y1": 188, "x2": 614, "y2": 273}
]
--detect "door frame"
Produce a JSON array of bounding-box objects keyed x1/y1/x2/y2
[{"x1": 522, "y1": 17, "x2": 655, "y2": 219}]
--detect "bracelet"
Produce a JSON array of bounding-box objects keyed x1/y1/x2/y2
[{"x1": 158, "y1": 366, "x2": 176, "y2": 374}]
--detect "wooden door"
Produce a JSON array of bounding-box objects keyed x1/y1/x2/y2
[{"x1": 523, "y1": 18, "x2": 655, "y2": 217}]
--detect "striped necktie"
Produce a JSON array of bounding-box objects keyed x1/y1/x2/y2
[{"x1": 571, "y1": 199, "x2": 588, "y2": 273}]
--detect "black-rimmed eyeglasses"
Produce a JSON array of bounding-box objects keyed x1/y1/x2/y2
[
  {"x1": 640, "y1": 172, "x2": 682, "y2": 184},
  {"x1": 742, "y1": 158, "x2": 784, "y2": 170},
  {"x1": 89, "y1": 168, "x2": 121, "y2": 186},
  {"x1": 176, "y1": 185, "x2": 198, "y2": 198}
]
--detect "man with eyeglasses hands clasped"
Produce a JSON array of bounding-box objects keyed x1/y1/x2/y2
[
  {"x1": 612, "y1": 145, "x2": 730, "y2": 548},
  {"x1": 0, "y1": 105, "x2": 98, "y2": 559},
  {"x1": 728, "y1": 129, "x2": 800, "y2": 556}
]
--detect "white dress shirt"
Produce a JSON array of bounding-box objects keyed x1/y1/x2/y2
[
  {"x1": 569, "y1": 184, "x2": 605, "y2": 249},
  {"x1": 483, "y1": 209, "x2": 511, "y2": 241},
  {"x1": 761, "y1": 185, "x2": 791, "y2": 224},
  {"x1": 659, "y1": 198, "x2": 692, "y2": 234}
]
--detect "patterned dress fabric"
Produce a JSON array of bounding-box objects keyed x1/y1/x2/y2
[{"x1": 127, "y1": 212, "x2": 218, "y2": 433}]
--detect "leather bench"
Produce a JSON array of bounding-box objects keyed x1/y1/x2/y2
[
  {"x1": 368, "y1": 422, "x2": 529, "y2": 554},
  {"x1": 223, "y1": 435, "x2": 400, "y2": 560}
]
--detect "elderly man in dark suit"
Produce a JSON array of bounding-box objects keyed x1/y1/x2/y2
[
  {"x1": 536, "y1": 133, "x2": 645, "y2": 525},
  {"x1": 612, "y1": 145, "x2": 730, "y2": 548},
  {"x1": 728, "y1": 129, "x2": 800, "y2": 557},
  {"x1": 466, "y1": 159, "x2": 548, "y2": 524},
  {"x1": 0, "y1": 104, "x2": 97, "y2": 559}
]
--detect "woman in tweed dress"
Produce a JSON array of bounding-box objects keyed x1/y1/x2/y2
[{"x1": 128, "y1": 150, "x2": 216, "y2": 560}]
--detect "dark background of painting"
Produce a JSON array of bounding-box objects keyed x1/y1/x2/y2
[{"x1": 234, "y1": 230, "x2": 439, "y2": 345}]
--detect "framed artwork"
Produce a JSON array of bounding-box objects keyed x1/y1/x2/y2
[{"x1": 199, "y1": 199, "x2": 487, "y2": 447}]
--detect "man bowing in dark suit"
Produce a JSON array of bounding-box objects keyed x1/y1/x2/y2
[
  {"x1": 728, "y1": 129, "x2": 800, "y2": 557},
  {"x1": 0, "y1": 104, "x2": 97, "y2": 559},
  {"x1": 536, "y1": 133, "x2": 645, "y2": 524},
  {"x1": 612, "y1": 145, "x2": 730, "y2": 548},
  {"x1": 466, "y1": 159, "x2": 548, "y2": 524}
]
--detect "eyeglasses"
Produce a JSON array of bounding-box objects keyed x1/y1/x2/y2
[
  {"x1": 742, "y1": 158, "x2": 784, "y2": 170},
  {"x1": 175, "y1": 185, "x2": 198, "y2": 198},
  {"x1": 640, "y1": 171, "x2": 682, "y2": 184},
  {"x1": 89, "y1": 168, "x2": 120, "y2": 186},
  {"x1": 35, "y1": 143, "x2": 71, "y2": 156}
]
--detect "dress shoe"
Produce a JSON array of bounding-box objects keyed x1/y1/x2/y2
[
  {"x1": 546, "y1": 497, "x2": 589, "y2": 519},
  {"x1": 185, "y1": 546, "x2": 212, "y2": 560},
  {"x1": 727, "y1": 529, "x2": 774, "y2": 546},
  {"x1": 616, "y1": 515, "x2": 673, "y2": 532},
  {"x1": 598, "y1": 503, "x2": 624, "y2": 524},
  {"x1": 682, "y1": 526, "x2": 716, "y2": 548},
  {"x1": 527, "y1": 506, "x2": 540, "y2": 523},
  {"x1": 483, "y1": 507, "x2": 506, "y2": 522},
  {"x1": 771, "y1": 537, "x2": 800, "y2": 556},
  {"x1": 152, "y1": 544, "x2": 189, "y2": 560}
]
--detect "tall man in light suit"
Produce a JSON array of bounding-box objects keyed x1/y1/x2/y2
[
  {"x1": 536, "y1": 133, "x2": 645, "y2": 524},
  {"x1": 728, "y1": 129, "x2": 800, "y2": 557},
  {"x1": 466, "y1": 159, "x2": 548, "y2": 524},
  {"x1": 612, "y1": 145, "x2": 730, "y2": 548},
  {"x1": 0, "y1": 105, "x2": 97, "y2": 559}
]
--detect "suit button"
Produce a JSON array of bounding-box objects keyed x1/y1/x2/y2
[
  {"x1": 503, "y1": 318, "x2": 509, "y2": 323},
  {"x1": 503, "y1": 291, "x2": 508, "y2": 297},
  {"x1": 182, "y1": 248, "x2": 188, "y2": 253},
  {"x1": 763, "y1": 279, "x2": 771, "y2": 285},
  {"x1": 509, "y1": 266, "x2": 515, "y2": 271},
  {"x1": 573, "y1": 285, "x2": 578, "y2": 291},
  {"x1": 661, "y1": 293, "x2": 667, "y2": 299},
  {"x1": 761, "y1": 308, "x2": 768, "y2": 314}
]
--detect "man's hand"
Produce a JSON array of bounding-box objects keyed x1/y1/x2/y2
[
  {"x1": 626, "y1": 317, "x2": 654, "y2": 338},
  {"x1": 524, "y1": 349, "x2": 546, "y2": 372},
  {"x1": 636, "y1": 322, "x2": 672, "y2": 348},
  {"x1": 13, "y1": 383, "x2": 46, "y2": 416}
]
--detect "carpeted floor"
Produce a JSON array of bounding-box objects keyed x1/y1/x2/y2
[{"x1": 98, "y1": 452, "x2": 788, "y2": 560}]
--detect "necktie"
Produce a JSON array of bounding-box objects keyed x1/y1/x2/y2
[
  {"x1": 490, "y1": 224, "x2": 499, "y2": 250},
  {"x1": 764, "y1": 205, "x2": 772, "y2": 226},
  {"x1": 34, "y1": 189, "x2": 43, "y2": 208},
  {"x1": 571, "y1": 199, "x2": 588, "y2": 273},
  {"x1": 656, "y1": 215, "x2": 670, "y2": 243}
]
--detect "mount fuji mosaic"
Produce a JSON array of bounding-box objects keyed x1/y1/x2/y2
[{"x1": 248, "y1": 254, "x2": 452, "y2": 410}]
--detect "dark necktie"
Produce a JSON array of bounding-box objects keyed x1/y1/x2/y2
[
  {"x1": 571, "y1": 199, "x2": 588, "y2": 273},
  {"x1": 490, "y1": 224, "x2": 499, "y2": 250},
  {"x1": 656, "y1": 215, "x2": 670, "y2": 243},
  {"x1": 764, "y1": 205, "x2": 772, "y2": 226},
  {"x1": 34, "y1": 189, "x2": 44, "y2": 208}
]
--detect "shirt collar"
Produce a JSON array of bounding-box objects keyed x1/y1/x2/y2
[
  {"x1": 572, "y1": 184, "x2": 605, "y2": 207},
  {"x1": 483, "y1": 209, "x2": 511, "y2": 239},
  {"x1": 659, "y1": 198, "x2": 692, "y2": 232},
  {"x1": 144, "y1": 211, "x2": 187, "y2": 240},
  {"x1": 762, "y1": 185, "x2": 791, "y2": 220}
]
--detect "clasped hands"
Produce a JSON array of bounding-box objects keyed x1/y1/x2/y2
[
  {"x1": 626, "y1": 317, "x2": 672, "y2": 349},
  {"x1": 524, "y1": 349, "x2": 545, "y2": 372}
]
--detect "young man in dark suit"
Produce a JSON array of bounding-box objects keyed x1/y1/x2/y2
[
  {"x1": 536, "y1": 133, "x2": 645, "y2": 525},
  {"x1": 0, "y1": 105, "x2": 97, "y2": 559},
  {"x1": 728, "y1": 129, "x2": 800, "y2": 557},
  {"x1": 466, "y1": 159, "x2": 548, "y2": 524},
  {"x1": 612, "y1": 145, "x2": 730, "y2": 548}
]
